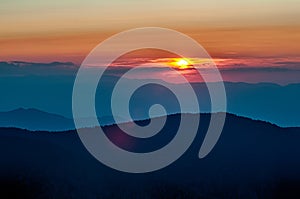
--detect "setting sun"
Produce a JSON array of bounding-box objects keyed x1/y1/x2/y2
[{"x1": 175, "y1": 58, "x2": 190, "y2": 69}]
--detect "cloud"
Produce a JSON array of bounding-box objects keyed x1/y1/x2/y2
[
  {"x1": 273, "y1": 61, "x2": 300, "y2": 67},
  {"x1": 1, "y1": 58, "x2": 300, "y2": 85},
  {"x1": 220, "y1": 66, "x2": 300, "y2": 72},
  {"x1": 0, "y1": 61, "x2": 78, "y2": 76}
]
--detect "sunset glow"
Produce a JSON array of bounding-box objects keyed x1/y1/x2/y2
[
  {"x1": 175, "y1": 59, "x2": 190, "y2": 69},
  {"x1": 0, "y1": 0, "x2": 299, "y2": 84}
]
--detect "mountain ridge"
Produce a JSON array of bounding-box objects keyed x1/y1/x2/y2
[
  {"x1": 1, "y1": 77, "x2": 299, "y2": 127},
  {"x1": 0, "y1": 108, "x2": 298, "y2": 132},
  {"x1": 0, "y1": 113, "x2": 299, "y2": 198}
]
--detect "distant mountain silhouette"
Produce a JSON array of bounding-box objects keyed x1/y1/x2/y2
[
  {"x1": 0, "y1": 108, "x2": 74, "y2": 131},
  {"x1": 0, "y1": 75, "x2": 299, "y2": 127},
  {"x1": 0, "y1": 108, "x2": 128, "y2": 131},
  {"x1": 0, "y1": 113, "x2": 299, "y2": 198}
]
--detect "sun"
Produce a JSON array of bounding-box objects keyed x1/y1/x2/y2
[{"x1": 175, "y1": 58, "x2": 190, "y2": 69}]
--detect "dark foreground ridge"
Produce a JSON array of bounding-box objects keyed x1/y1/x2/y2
[{"x1": 0, "y1": 113, "x2": 300, "y2": 198}]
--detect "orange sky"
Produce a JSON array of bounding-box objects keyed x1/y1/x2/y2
[
  {"x1": 1, "y1": 26, "x2": 300, "y2": 65},
  {"x1": 1, "y1": 0, "x2": 300, "y2": 65}
]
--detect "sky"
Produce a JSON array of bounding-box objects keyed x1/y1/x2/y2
[
  {"x1": 0, "y1": 0, "x2": 300, "y2": 83},
  {"x1": 0, "y1": 0, "x2": 300, "y2": 127}
]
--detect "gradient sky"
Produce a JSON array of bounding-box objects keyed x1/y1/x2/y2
[
  {"x1": 0, "y1": 0, "x2": 300, "y2": 126},
  {"x1": 0, "y1": 0, "x2": 300, "y2": 83}
]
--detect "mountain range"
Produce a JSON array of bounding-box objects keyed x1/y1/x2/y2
[
  {"x1": 0, "y1": 75, "x2": 299, "y2": 127},
  {"x1": 0, "y1": 108, "x2": 74, "y2": 131},
  {"x1": 0, "y1": 113, "x2": 299, "y2": 198}
]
